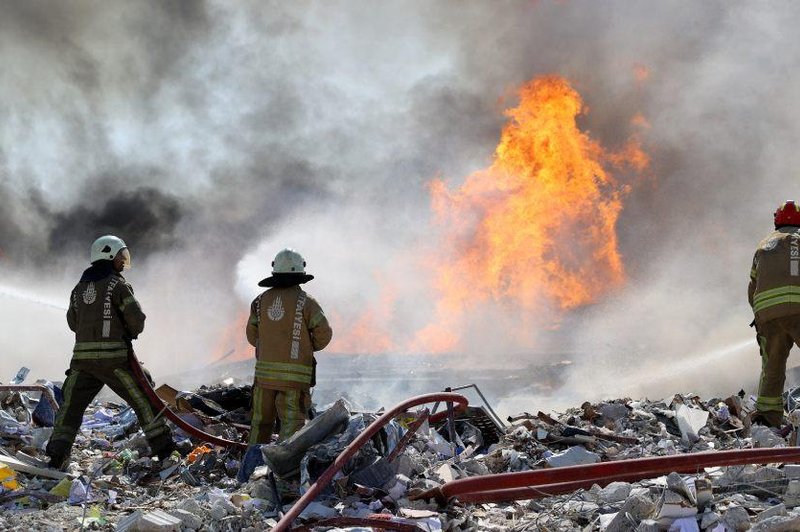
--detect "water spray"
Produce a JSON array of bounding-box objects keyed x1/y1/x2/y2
[{"x1": 0, "y1": 285, "x2": 67, "y2": 311}]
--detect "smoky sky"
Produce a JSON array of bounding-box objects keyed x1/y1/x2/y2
[
  {"x1": 47, "y1": 185, "x2": 184, "y2": 259},
  {"x1": 2, "y1": 1, "x2": 800, "y2": 392}
]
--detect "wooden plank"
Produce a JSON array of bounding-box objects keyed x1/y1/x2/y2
[{"x1": 0, "y1": 455, "x2": 67, "y2": 480}]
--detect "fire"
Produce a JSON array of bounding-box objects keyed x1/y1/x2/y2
[
  {"x1": 414, "y1": 75, "x2": 648, "y2": 351},
  {"x1": 633, "y1": 63, "x2": 650, "y2": 84},
  {"x1": 219, "y1": 75, "x2": 649, "y2": 357},
  {"x1": 210, "y1": 310, "x2": 252, "y2": 363},
  {"x1": 329, "y1": 279, "x2": 397, "y2": 354}
]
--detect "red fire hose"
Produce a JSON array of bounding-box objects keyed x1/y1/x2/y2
[
  {"x1": 420, "y1": 447, "x2": 800, "y2": 504},
  {"x1": 273, "y1": 392, "x2": 469, "y2": 532},
  {"x1": 128, "y1": 353, "x2": 248, "y2": 450}
]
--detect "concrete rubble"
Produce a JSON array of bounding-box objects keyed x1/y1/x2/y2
[{"x1": 3, "y1": 368, "x2": 800, "y2": 531}]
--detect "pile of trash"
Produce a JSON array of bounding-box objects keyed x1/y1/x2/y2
[{"x1": 2, "y1": 364, "x2": 800, "y2": 531}]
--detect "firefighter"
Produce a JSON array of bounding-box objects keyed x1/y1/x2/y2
[
  {"x1": 246, "y1": 248, "x2": 333, "y2": 444},
  {"x1": 749, "y1": 201, "x2": 800, "y2": 427},
  {"x1": 46, "y1": 236, "x2": 174, "y2": 469}
]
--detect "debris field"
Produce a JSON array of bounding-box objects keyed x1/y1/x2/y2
[{"x1": 2, "y1": 369, "x2": 800, "y2": 531}]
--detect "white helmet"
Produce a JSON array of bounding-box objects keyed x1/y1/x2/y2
[
  {"x1": 90, "y1": 235, "x2": 128, "y2": 264},
  {"x1": 272, "y1": 248, "x2": 306, "y2": 274}
]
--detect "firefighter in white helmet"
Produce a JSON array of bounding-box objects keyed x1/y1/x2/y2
[
  {"x1": 245, "y1": 248, "x2": 333, "y2": 445},
  {"x1": 46, "y1": 236, "x2": 174, "y2": 469}
]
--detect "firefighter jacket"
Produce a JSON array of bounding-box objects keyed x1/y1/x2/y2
[
  {"x1": 749, "y1": 226, "x2": 800, "y2": 324},
  {"x1": 246, "y1": 285, "x2": 333, "y2": 391},
  {"x1": 67, "y1": 261, "x2": 145, "y2": 361}
]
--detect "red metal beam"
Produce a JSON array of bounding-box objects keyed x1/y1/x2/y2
[{"x1": 273, "y1": 392, "x2": 468, "y2": 532}]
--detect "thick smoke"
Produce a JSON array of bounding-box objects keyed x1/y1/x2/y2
[
  {"x1": 1, "y1": 2, "x2": 800, "y2": 413},
  {"x1": 47, "y1": 185, "x2": 184, "y2": 259}
]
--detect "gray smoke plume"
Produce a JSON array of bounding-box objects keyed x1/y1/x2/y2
[{"x1": 1, "y1": 2, "x2": 799, "y2": 412}]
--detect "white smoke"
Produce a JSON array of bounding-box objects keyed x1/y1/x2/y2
[{"x1": 0, "y1": 2, "x2": 799, "y2": 412}]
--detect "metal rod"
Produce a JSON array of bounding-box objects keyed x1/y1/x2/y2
[{"x1": 447, "y1": 383, "x2": 506, "y2": 429}]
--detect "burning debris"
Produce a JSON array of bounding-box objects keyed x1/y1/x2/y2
[{"x1": 1, "y1": 362, "x2": 800, "y2": 531}]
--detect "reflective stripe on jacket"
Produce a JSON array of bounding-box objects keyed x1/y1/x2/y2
[
  {"x1": 67, "y1": 264, "x2": 145, "y2": 359},
  {"x1": 246, "y1": 285, "x2": 332, "y2": 390},
  {"x1": 749, "y1": 226, "x2": 800, "y2": 323}
]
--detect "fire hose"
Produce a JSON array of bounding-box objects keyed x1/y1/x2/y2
[
  {"x1": 273, "y1": 392, "x2": 469, "y2": 532},
  {"x1": 128, "y1": 352, "x2": 248, "y2": 450},
  {"x1": 417, "y1": 447, "x2": 800, "y2": 505}
]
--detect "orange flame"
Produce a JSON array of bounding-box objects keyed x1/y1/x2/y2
[
  {"x1": 414, "y1": 75, "x2": 648, "y2": 351},
  {"x1": 210, "y1": 310, "x2": 252, "y2": 363},
  {"x1": 633, "y1": 63, "x2": 650, "y2": 84},
  {"x1": 217, "y1": 75, "x2": 649, "y2": 357},
  {"x1": 329, "y1": 279, "x2": 397, "y2": 354}
]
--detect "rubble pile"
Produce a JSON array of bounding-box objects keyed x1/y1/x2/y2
[{"x1": 3, "y1": 369, "x2": 800, "y2": 531}]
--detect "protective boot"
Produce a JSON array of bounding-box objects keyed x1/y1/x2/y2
[
  {"x1": 751, "y1": 410, "x2": 784, "y2": 428},
  {"x1": 46, "y1": 453, "x2": 70, "y2": 472},
  {"x1": 262, "y1": 399, "x2": 349, "y2": 478},
  {"x1": 150, "y1": 434, "x2": 177, "y2": 462}
]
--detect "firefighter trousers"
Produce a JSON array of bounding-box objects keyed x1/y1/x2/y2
[
  {"x1": 249, "y1": 385, "x2": 311, "y2": 445},
  {"x1": 46, "y1": 358, "x2": 172, "y2": 465},
  {"x1": 756, "y1": 315, "x2": 800, "y2": 424}
]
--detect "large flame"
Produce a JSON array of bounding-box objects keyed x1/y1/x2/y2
[
  {"x1": 413, "y1": 75, "x2": 648, "y2": 351},
  {"x1": 219, "y1": 75, "x2": 649, "y2": 359}
]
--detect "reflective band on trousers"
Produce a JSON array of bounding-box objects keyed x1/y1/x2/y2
[
  {"x1": 753, "y1": 285, "x2": 800, "y2": 313},
  {"x1": 756, "y1": 395, "x2": 784, "y2": 412},
  {"x1": 255, "y1": 360, "x2": 312, "y2": 385}
]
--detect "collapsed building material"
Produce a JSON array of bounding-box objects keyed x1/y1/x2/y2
[
  {"x1": 0, "y1": 454, "x2": 66, "y2": 480},
  {"x1": 292, "y1": 514, "x2": 427, "y2": 531},
  {"x1": 261, "y1": 399, "x2": 350, "y2": 477},
  {"x1": 0, "y1": 385, "x2": 59, "y2": 413},
  {"x1": 273, "y1": 391, "x2": 469, "y2": 532},
  {"x1": 128, "y1": 353, "x2": 247, "y2": 450}
]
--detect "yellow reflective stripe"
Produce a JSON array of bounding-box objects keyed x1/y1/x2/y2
[
  {"x1": 255, "y1": 371, "x2": 312, "y2": 384},
  {"x1": 280, "y1": 389, "x2": 302, "y2": 440},
  {"x1": 72, "y1": 350, "x2": 128, "y2": 360},
  {"x1": 753, "y1": 285, "x2": 800, "y2": 303},
  {"x1": 51, "y1": 370, "x2": 80, "y2": 441},
  {"x1": 750, "y1": 268, "x2": 757, "y2": 279},
  {"x1": 756, "y1": 396, "x2": 783, "y2": 412},
  {"x1": 114, "y1": 369, "x2": 154, "y2": 427},
  {"x1": 757, "y1": 396, "x2": 783, "y2": 406},
  {"x1": 249, "y1": 386, "x2": 265, "y2": 445},
  {"x1": 309, "y1": 311, "x2": 325, "y2": 329},
  {"x1": 255, "y1": 361, "x2": 312, "y2": 375},
  {"x1": 753, "y1": 294, "x2": 800, "y2": 313},
  {"x1": 74, "y1": 341, "x2": 128, "y2": 351},
  {"x1": 119, "y1": 296, "x2": 138, "y2": 311}
]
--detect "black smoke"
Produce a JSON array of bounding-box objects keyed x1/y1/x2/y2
[{"x1": 47, "y1": 187, "x2": 184, "y2": 259}]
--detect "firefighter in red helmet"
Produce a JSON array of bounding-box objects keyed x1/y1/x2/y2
[{"x1": 749, "y1": 201, "x2": 800, "y2": 427}]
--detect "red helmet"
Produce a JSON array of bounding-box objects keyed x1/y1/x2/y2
[{"x1": 774, "y1": 200, "x2": 800, "y2": 228}]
